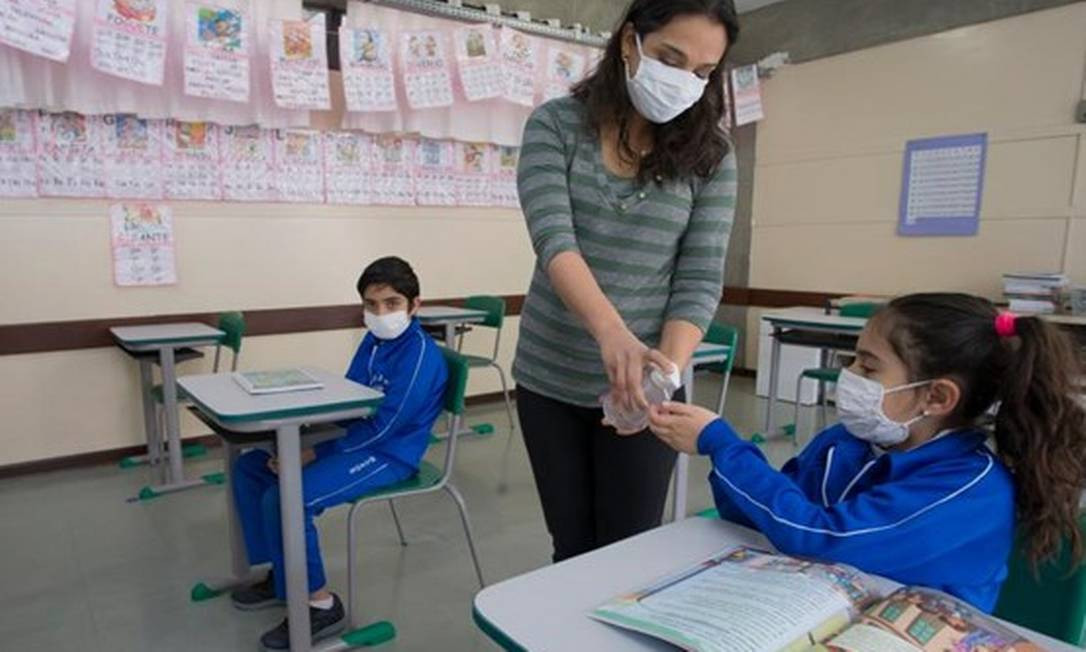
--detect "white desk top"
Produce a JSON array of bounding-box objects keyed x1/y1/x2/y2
[
  {"x1": 178, "y1": 367, "x2": 382, "y2": 427},
  {"x1": 473, "y1": 517, "x2": 1077, "y2": 652},
  {"x1": 111, "y1": 322, "x2": 224, "y2": 347},
  {"x1": 763, "y1": 307, "x2": 868, "y2": 332},
  {"x1": 417, "y1": 306, "x2": 489, "y2": 323},
  {"x1": 1043, "y1": 313, "x2": 1086, "y2": 327}
]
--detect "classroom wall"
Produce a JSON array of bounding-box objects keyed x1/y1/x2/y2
[
  {"x1": 742, "y1": 2, "x2": 1086, "y2": 363},
  {"x1": 0, "y1": 67, "x2": 537, "y2": 467}
]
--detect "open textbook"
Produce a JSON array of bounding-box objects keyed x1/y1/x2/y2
[{"x1": 591, "y1": 547, "x2": 1045, "y2": 652}]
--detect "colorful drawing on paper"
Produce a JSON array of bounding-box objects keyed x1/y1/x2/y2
[
  {"x1": 51, "y1": 113, "x2": 88, "y2": 144},
  {"x1": 282, "y1": 20, "x2": 312, "y2": 60},
  {"x1": 114, "y1": 116, "x2": 149, "y2": 150},
  {"x1": 462, "y1": 143, "x2": 486, "y2": 173},
  {"x1": 465, "y1": 29, "x2": 488, "y2": 58},
  {"x1": 351, "y1": 29, "x2": 385, "y2": 65},
  {"x1": 175, "y1": 121, "x2": 208, "y2": 149},
  {"x1": 286, "y1": 131, "x2": 317, "y2": 159},
  {"x1": 0, "y1": 113, "x2": 16, "y2": 142},
  {"x1": 197, "y1": 6, "x2": 242, "y2": 52},
  {"x1": 228, "y1": 125, "x2": 261, "y2": 159},
  {"x1": 113, "y1": 0, "x2": 158, "y2": 23},
  {"x1": 498, "y1": 146, "x2": 518, "y2": 170}
]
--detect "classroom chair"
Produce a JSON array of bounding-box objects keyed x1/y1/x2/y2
[
  {"x1": 993, "y1": 512, "x2": 1086, "y2": 646},
  {"x1": 149, "y1": 311, "x2": 246, "y2": 462},
  {"x1": 453, "y1": 296, "x2": 519, "y2": 491},
  {"x1": 344, "y1": 347, "x2": 485, "y2": 628},
  {"x1": 791, "y1": 302, "x2": 882, "y2": 443},
  {"x1": 699, "y1": 321, "x2": 740, "y2": 415}
]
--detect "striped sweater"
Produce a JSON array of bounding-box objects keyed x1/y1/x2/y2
[{"x1": 513, "y1": 97, "x2": 738, "y2": 407}]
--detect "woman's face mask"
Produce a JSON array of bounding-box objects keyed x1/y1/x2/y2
[{"x1": 624, "y1": 33, "x2": 710, "y2": 124}]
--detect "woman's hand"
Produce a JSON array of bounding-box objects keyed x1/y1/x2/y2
[
  {"x1": 648, "y1": 402, "x2": 719, "y2": 454},
  {"x1": 597, "y1": 322, "x2": 674, "y2": 411}
]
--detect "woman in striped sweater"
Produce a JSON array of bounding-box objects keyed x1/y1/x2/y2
[{"x1": 513, "y1": 0, "x2": 741, "y2": 562}]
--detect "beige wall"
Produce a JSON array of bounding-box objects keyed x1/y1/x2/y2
[
  {"x1": 744, "y1": 3, "x2": 1086, "y2": 363},
  {"x1": 0, "y1": 72, "x2": 535, "y2": 467}
]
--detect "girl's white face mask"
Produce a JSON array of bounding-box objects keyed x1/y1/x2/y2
[
  {"x1": 364, "y1": 310, "x2": 411, "y2": 340},
  {"x1": 625, "y1": 33, "x2": 709, "y2": 124},
  {"x1": 836, "y1": 368, "x2": 932, "y2": 447}
]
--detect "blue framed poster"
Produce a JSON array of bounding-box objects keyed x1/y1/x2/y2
[{"x1": 898, "y1": 133, "x2": 987, "y2": 237}]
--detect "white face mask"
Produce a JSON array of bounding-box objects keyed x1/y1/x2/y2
[
  {"x1": 625, "y1": 33, "x2": 710, "y2": 124},
  {"x1": 836, "y1": 368, "x2": 932, "y2": 447},
  {"x1": 364, "y1": 310, "x2": 411, "y2": 340}
]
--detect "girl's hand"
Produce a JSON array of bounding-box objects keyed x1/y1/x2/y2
[
  {"x1": 597, "y1": 322, "x2": 674, "y2": 411},
  {"x1": 648, "y1": 402, "x2": 719, "y2": 455}
]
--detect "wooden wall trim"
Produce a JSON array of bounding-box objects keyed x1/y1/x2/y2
[{"x1": 0, "y1": 288, "x2": 834, "y2": 356}]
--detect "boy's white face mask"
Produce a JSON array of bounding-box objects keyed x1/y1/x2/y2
[
  {"x1": 364, "y1": 310, "x2": 411, "y2": 340},
  {"x1": 836, "y1": 368, "x2": 932, "y2": 447},
  {"x1": 625, "y1": 33, "x2": 709, "y2": 124}
]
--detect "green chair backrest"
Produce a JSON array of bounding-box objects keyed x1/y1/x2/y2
[
  {"x1": 839, "y1": 302, "x2": 883, "y2": 319},
  {"x1": 993, "y1": 513, "x2": 1086, "y2": 646},
  {"x1": 464, "y1": 295, "x2": 505, "y2": 329},
  {"x1": 440, "y1": 347, "x2": 470, "y2": 417},
  {"x1": 704, "y1": 321, "x2": 739, "y2": 374},
  {"x1": 217, "y1": 311, "x2": 246, "y2": 354}
]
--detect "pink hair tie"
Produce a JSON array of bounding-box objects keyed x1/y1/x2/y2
[{"x1": 994, "y1": 311, "x2": 1018, "y2": 338}]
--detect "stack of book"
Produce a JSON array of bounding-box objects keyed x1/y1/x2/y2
[{"x1": 1002, "y1": 272, "x2": 1069, "y2": 314}]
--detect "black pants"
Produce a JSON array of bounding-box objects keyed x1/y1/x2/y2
[{"x1": 517, "y1": 386, "x2": 680, "y2": 563}]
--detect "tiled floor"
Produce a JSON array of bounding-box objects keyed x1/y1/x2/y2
[{"x1": 0, "y1": 374, "x2": 815, "y2": 652}]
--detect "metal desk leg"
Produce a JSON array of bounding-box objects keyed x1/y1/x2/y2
[
  {"x1": 190, "y1": 441, "x2": 262, "y2": 601},
  {"x1": 765, "y1": 326, "x2": 783, "y2": 436},
  {"x1": 671, "y1": 365, "x2": 696, "y2": 522},
  {"x1": 137, "y1": 358, "x2": 165, "y2": 480},
  {"x1": 161, "y1": 347, "x2": 184, "y2": 484},
  {"x1": 443, "y1": 322, "x2": 456, "y2": 348},
  {"x1": 277, "y1": 424, "x2": 313, "y2": 652}
]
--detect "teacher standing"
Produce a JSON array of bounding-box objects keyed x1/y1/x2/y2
[{"x1": 513, "y1": 0, "x2": 741, "y2": 562}]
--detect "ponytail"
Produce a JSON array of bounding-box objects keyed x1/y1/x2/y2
[
  {"x1": 879, "y1": 294, "x2": 1086, "y2": 568},
  {"x1": 994, "y1": 316, "x2": 1086, "y2": 566}
]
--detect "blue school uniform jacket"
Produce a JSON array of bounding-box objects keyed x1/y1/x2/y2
[
  {"x1": 318, "y1": 318, "x2": 447, "y2": 471},
  {"x1": 699, "y1": 421, "x2": 1015, "y2": 612}
]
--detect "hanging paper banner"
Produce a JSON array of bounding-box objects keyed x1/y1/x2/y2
[
  {"x1": 731, "y1": 64, "x2": 764, "y2": 127},
  {"x1": 269, "y1": 15, "x2": 331, "y2": 110},
  {"x1": 324, "y1": 131, "x2": 372, "y2": 205},
  {"x1": 453, "y1": 25, "x2": 502, "y2": 102},
  {"x1": 220, "y1": 124, "x2": 275, "y2": 202},
  {"x1": 0, "y1": 110, "x2": 39, "y2": 198},
  {"x1": 456, "y1": 142, "x2": 492, "y2": 206},
  {"x1": 0, "y1": 0, "x2": 77, "y2": 62},
  {"x1": 400, "y1": 30, "x2": 454, "y2": 110},
  {"x1": 340, "y1": 27, "x2": 397, "y2": 113},
  {"x1": 273, "y1": 129, "x2": 324, "y2": 203},
  {"x1": 183, "y1": 2, "x2": 250, "y2": 103},
  {"x1": 370, "y1": 135, "x2": 415, "y2": 206},
  {"x1": 164, "y1": 120, "x2": 221, "y2": 199},
  {"x1": 110, "y1": 202, "x2": 177, "y2": 286},
  {"x1": 91, "y1": 0, "x2": 168, "y2": 85},
  {"x1": 415, "y1": 138, "x2": 457, "y2": 206},
  {"x1": 543, "y1": 47, "x2": 586, "y2": 102},
  {"x1": 37, "y1": 112, "x2": 105, "y2": 198},
  {"x1": 100, "y1": 114, "x2": 164, "y2": 199},
  {"x1": 499, "y1": 28, "x2": 537, "y2": 107},
  {"x1": 489, "y1": 144, "x2": 519, "y2": 208}
]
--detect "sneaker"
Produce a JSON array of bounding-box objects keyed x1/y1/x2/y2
[
  {"x1": 260, "y1": 593, "x2": 346, "y2": 651},
  {"x1": 230, "y1": 571, "x2": 284, "y2": 611}
]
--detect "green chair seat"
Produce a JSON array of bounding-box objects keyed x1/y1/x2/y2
[
  {"x1": 801, "y1": 367, "x2": 843, "y2": 383},
  {"x1": 463, "y1": 354, "x2": 498, "y2": 368},
  {"x1": 353, "y1": 461, "x2": 443, "y2": 502}
]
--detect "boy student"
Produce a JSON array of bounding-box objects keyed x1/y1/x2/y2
[{"x1": 230, "y1": 256, "x2": 449, "y2": 650}]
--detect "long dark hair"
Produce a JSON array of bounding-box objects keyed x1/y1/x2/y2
[
  {"x1": 877, "y1": 293, "x2": 1086, "y2": 567},
  {"x1": 572, "y1": 0, "x2": 740, "y2": 184}
]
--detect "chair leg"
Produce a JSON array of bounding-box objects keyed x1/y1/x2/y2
[
  {"x1": 819, "y1": 381, "x2": 830, "y2": 430},
  {"x1": 387, "y1": 500, "x2": 407, "y2": 546},
  {"x1": 443, "y1": 485, "x2": 485, "y2": 588},
  {"x1": 493, "y1": 363, "x2": 517, "y2": 493},
  {"x1": 715, "y1": 369, "x2": 732, "y2": 416},
  {"x1": 793, "y1": 374, "x2": 805, "y2": 447},
  {"x1": 346, "y1": 502, "x2": 363, "y2": 626}
]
